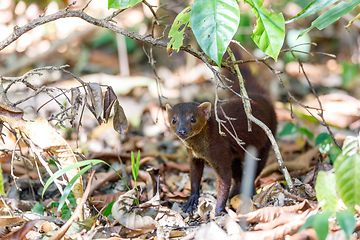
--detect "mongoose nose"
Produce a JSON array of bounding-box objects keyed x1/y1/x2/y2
[{"x1": 178, "y1": 129, "x2": 187, "y2": 136}]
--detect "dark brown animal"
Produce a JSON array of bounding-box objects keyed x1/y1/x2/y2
[{"x1": 166, "y1": 62, "x2": 277, "y2": 216}]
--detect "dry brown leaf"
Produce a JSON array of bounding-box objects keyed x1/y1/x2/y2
[
  {"x1": 103, "y1": 86, "x2": 118, "y2": 122},
  {"x1": 0, "y1": 102, "x2": 23, "y2": 119},
  {"x1": 241, "y1": 215, "x2": 308, "y2": 240},
  {"x1": 0, "y1": 217, "x2": 26, "y2": 227},
  {"x1": 39, "y1": 221, "x2": 56, "y2": 233},
  {"x1": 238, "y1": 200, "x2": 313, "y2": 223},
  {"x1": 112, "y1": 188, "x2": 159, "y2": 232},
  {"x1": 1, "y1": 220, "x2": 38, "y2": 240},
  {"x1": 197, "y1": 193, "x2": 216, "y2": 219},
  {"x1": 156, "y1": 206, "x2": 186, "y2": 227},
  {"x1": 288, "y1": 227, "x2": 319, "y2": 240},
  {"x1": 87, "y1": 82, "x2": 104, "y2": 122},
  {"x1": 257, "y1": 146, "x2": 319, "y2": 183},
  {"x1": 90, "y1": 192, "x2": 126, "y2": 209},
  {"x1": 230, "y1": 194, "x2": 256, "y2": 214},
  {"x1": 113, "y1": 100, "x2": 128, "y2": 134},
  {"x1": 156, "y1": 206, "x2": 186, "y2": 238},
  {"x1": 254, "y1": 211, "x2": 309, "y2": 231},
  {"x1": 70, "y1": 87, "x2": 81, "y2": 119},
  {"x1": 301, "y1": 93, "x2": 360, "y2": 128},
  {"x1": 195, "y1": 222, "x2": 229, "y2": 240}
]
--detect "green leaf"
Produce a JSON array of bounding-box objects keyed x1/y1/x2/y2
[
  {"x1": 104, "y1": 201, "x2": 115, "y2": 217},
  {"x1": 312, "y1": 212, "x2": 332, "y2": 240},
  {"x1": 42, "y1": 159, "x2": 130, "y2": 200},
  {"x1": 286, "y1": 29, "x2": 311, "y2": 61},
  {"x1": 319, "y1": 137, "x2": 333, "y2": 154},
  {"x1": 0, "y1": 163, "x2": 5, "y2": 196},
  {"x1": 346, "y1": 12, "x2": 360, "y2": 28},
  {"x1": 299, "y1": 0, "x2": 360, "y2": 37},
  {"x1": 131, "y1": 150, "x2": 141, "y2": 181},
  {"x1": 342, "y1": 135, "x2": 360, "y2": 157},
  {"x1": 108, "y1": 0, "x2": 142, "y2": 9},
  {"x1": 167, "y1": 6, "x2": 192, "y2": 52},
  {"x1": 299, "y1": 212, "x2": 332, "y2": 240},
  {"x1": 286, "y1": 0, "x2": 339, "y2": 23},
  {"x1": 299, "y1": 212, "x2": 315, "y2": 232},
  {"x1": 334, "y1": 154, "x2": 360, "y2": 211},
  {"x1": 136, "y1": 150, "x2": 140, "y2": 175},
  {"x1": 31, "y1": 202, "x2": 45, "y2": 215},
  {"x1": 336, "y1": 211, "x2": 356, "y2": 239},
  {"x1": 190, "y1": 0, "x2": 240, "y2": 66},
  {"x1": 277, "y1": 122, "x2": 299, "y2": 137},
  {"x1": 61, "y1": 204, "x2": 71, "y2": 219},
  {"x1": 329, "y1": 145, "x2": 341, "y2": 164},
  {"x1": 316, "y1": 133, "x2": 334, "y2": 154},
  {"x1": 42, "y1": 159, "x2": 104, "y2": 198},
  {"x1": 131, "y1": 151, "x2": 136, "y2": 181},
  {"x1": 58, "y1": 165, "x2": 92, "y2": 210},
  {"x1": 66, "y1": 191, "x2": 77, "y2": 207},
  {"x1": 316, "y1": 132, "x2": 330, "y2": 146},
  {"x1": 341, "y1": 62, "x2": 359, "y2": 87},
  {"x1": 299, "y1": 128, "x2": 314, "y2": 140},
  {"x1": 315, "y1": 171, "x2": 337, "y2": 213},
  {"x1": 244, "y1": 0, "x2": 285, "y2": 61}
]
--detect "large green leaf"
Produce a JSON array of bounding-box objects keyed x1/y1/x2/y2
[
  {"x1": 311, "y1": 212, "x2": 332, "y2": 240},
  {"x1": 299, "y1": 0, "x2": 360, "y2": 37},
  {"x1": 277, "y1": 122, "x2": 299, "y2": 137},
  {"x1": 244, "y1": 0, "x2": 285, "y2": 61},
  {"x1": 334, "y1": 154, "x2": 360, "y2": 211},
  {"x1": 342, "y1": 135, "x2": 360, "y2": 157},
  {"x1": 286, "y1": 0, "x2": 339, "y2": 23},
  {"x1": 108, "y1": 0, "x2": 142, "y2": 9},
  {"x1": 315, "y1": 171, "x2": 337, "y2": 213},
  {"x1": 336, "y1": 211, "x2": 356, "y2": 239},
  {"x1": 190, "y1": 0, "x2": 240, "y2": 66},
  {"x1": 167, "y1": 6, "x2": 192, "y2": 52},
  {"x1": 299, "y1": 212, "x2": 332, "y2": 240}
]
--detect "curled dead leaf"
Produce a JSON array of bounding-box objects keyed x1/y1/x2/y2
[
  {"x1": 103, "y1": 86, "x2": 118, "y2": 122},
  {"x1": 87, "y1": 82, "x2": 104, "y2": 122},
  {"x1": 113, "y1": 100, "x2": 128, "y2": 134},
  {"x1": 70, "y1": 87, "x2": 82, "y2": 119},
  {"x1": 237, "y1": 200, "x2": 313, "y2": 223},
  {"x1": 197, "y1": 193, "x2": 216, "y2": 219},
  {"x1": 111, "y1": 188, "x2": 159, "y2": 231},
  {"x1": 1, "y1": 220, "x2": 38, "y2": 240},
  {"x1": 0, "y1": 102, "x2": 23, "y2": 119}
]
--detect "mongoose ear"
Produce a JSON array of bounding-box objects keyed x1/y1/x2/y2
[
  {"x1": 165, "y1": 103, "x2": 172, "y2": 113},
  {"x1": 198, "y1": 102, "x2": 211, "y2": 120}
]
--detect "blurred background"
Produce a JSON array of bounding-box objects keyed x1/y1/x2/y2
[{"x1": 0, "y1": 0, "x2": 359, "y2": 156}]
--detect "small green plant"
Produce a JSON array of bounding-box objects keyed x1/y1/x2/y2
[
  {"x1": 278, "y1": 122, "x2": 341, "y2": 163},
  {"x1": 31, "y1": 202, "x2": 45, "y2": 215},
  {"x1": 131, "y1": 150, "x2": 141, "y2": 205},
  {"x1": 277, "y1": 122, "x2": 314, "y2": 140},
  {"x1": 42, "y1": 159, "x2": 130, "y2": 214},
  {"x1": 300, "y1": 135, "x2": 359, "y2": 240},
  {"x1": 315, "y1": 132, "x2": 341, "y2": 164}
]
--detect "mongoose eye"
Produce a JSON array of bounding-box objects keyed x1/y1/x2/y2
[
  {"x1": 172, "y1": 118, "x2": 177, "y2": 124},
  {"x1": 190, "y1": 116, "x2": 196, "y2": 123}
]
